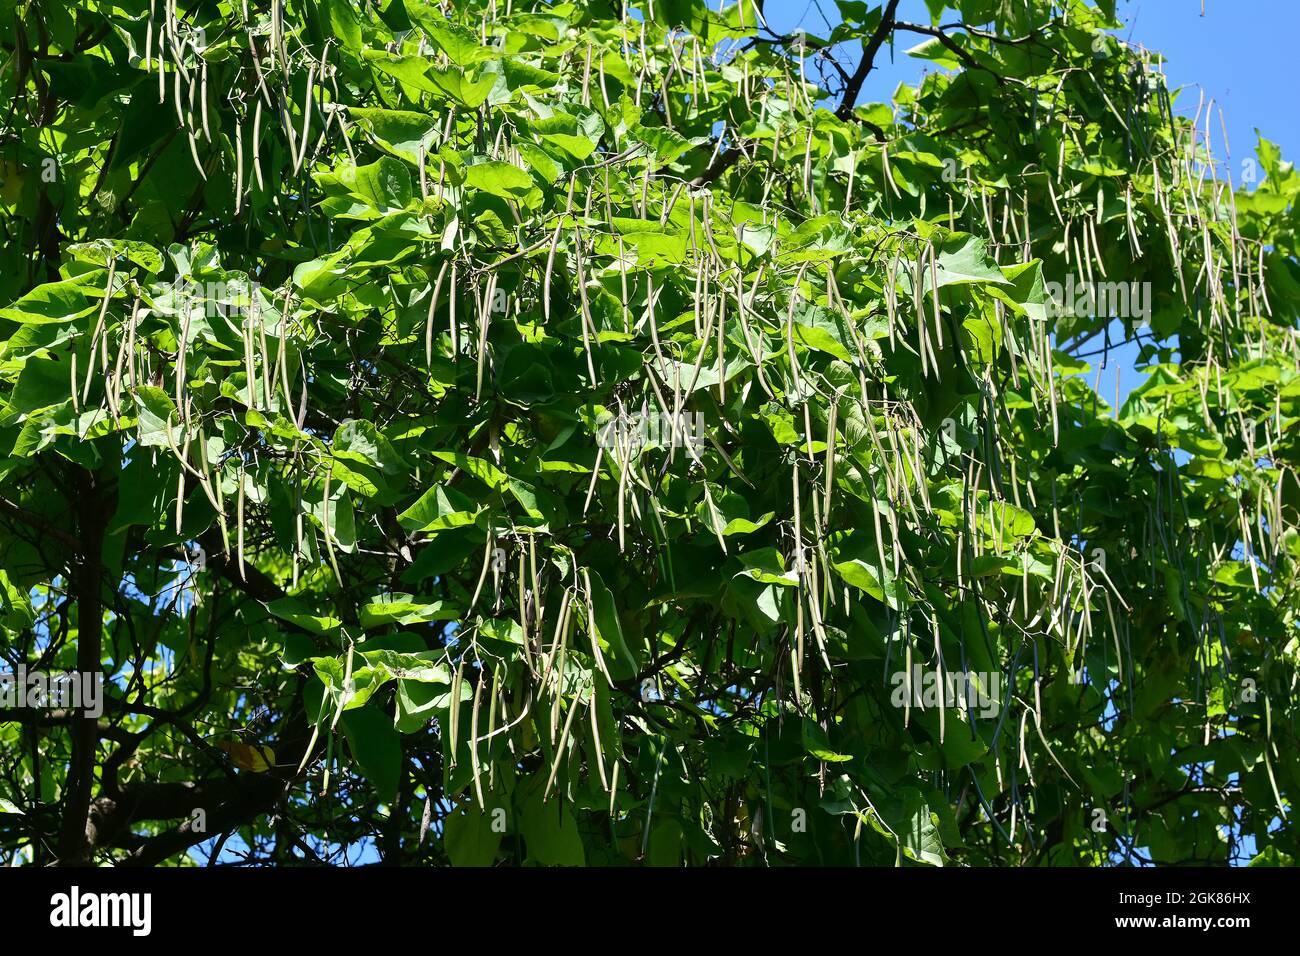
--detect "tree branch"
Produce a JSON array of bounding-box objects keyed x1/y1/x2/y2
[
  {"x1": 0, "y1": 495, "x2": 82, "y2": 552},
  {"x1": 893, "y1": 22, "x2": 1008, "y2": 84},
  {"x1": 835, "y1": 0, "x2": 901, "y2": 121},
  {"x1": 55, "y1": 470, "x2": 109, "y2": 865}
]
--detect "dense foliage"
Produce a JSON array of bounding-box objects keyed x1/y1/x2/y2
[{"x1": 0, "y1": 0, "x2": 1297, "y2": 866}]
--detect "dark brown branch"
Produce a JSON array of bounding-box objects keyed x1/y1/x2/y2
[
  {"x1": 0, "y1": 495, "x2": 82, "y2": 551},
  {"x1": 835, "y1": 0, "x2": 902, "y2": 121},
  {"x1": 0, "y1": 709, "x2": 133, "y2": 744},
  {"x1": 117, "y1": 677, "x2": 314, "y2": 866},
  {"x1": 55, "y1": 470, "x2": 110, "y2": 865},
  {"x1": 690, "y1": 143, "x2": 744, "y2": 188},
  {"x1": 893, "y1": 22, "x2": 1008, "y2": 84}
]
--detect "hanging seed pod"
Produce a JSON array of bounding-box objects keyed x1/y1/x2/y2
[
  {"x1": 236, "y1": 464, "x2": 247, "y2": 580},
  {"x1": 802, "y1": 126, "x2": 814, "y2": 197},
  {"x1": 156, "y1": 17, "x2": 168, "y2": 102},
  {"x1": 320, "y1": 464, "x2": 343, "y2": 588},
  {"x1": 108, "y1": 296, "x2": 140, "y2": 423},
  {"x1": 251, "y1": 97, "x2": 265, "y2": 191},
  {"x1": 589, "y1": 691, "x2": 609, "y2": 792},
  {"x1": 544, "y1": 685, "x2": 583, "y2": 801},
  {"x1": 277, "y1": 94, "x2": 300, "y2": 171},
  {"x1": 616, "y1": 419, "x2": 637, "y2": 550},
  {"x1": 173, "y1": 456, "x2": 186, "y2": 537},
  {"x1": 447, "y1": 660, "x2": 464, "y2": 768},
  {"x1": 469, "y1": 665, "x2": 485, "y2": 807},
  {"x1": 475, "y1": 271, "x2": 495, "y2": 401},
  {"x1": 580, "y1": 570, "x2": 613, "y2": 686},
  {"x1": 912, "y1": 246, "x2": 931, "y2": 378},
  {"x1": 928, "y1": 243, "x2": 943, "y2": 351},
  {"x1": 884, "y1": 251, "x2": 902, "y2": 352},
  {"x1": 146, "y1": 0, "x2": 156, "y2": 71},
  {"x1": 233, "y1": 111, "x2": 247, "y2": 215},
  {"x1": 293, "y1": 62, "x2": 315, "y2": 174},
  {"x1": 542, "y1": 197, "x2": 569, "y2": 323},
  {"x1": 241, "y1": 308, "x2": 259, "y2": 410},
  {"x1": 580, "y1": 43, "x2": 593, "y2": 107},
  {"x1": 196, "y1": 49, "x2": 212, "y2": 140},
  {"x1": 80, "y1": 258, "x2": 117, "y2": 406},
  {"x1": 981, "y1": 186, "x2": 996, "y2": 239},
  {"x1": 682, "y1": 269, "x2": 717, "y2": 414},
  {"x1": 734, "y1": 271, "x2": 775, "y2": 399},
  {"x1": 425, "y1": 258, "x2": 450, "y2": 369},
  {"x1": 469, "y1": 530, "x2": 495, "y2": 613},
  {"x1": 439, "y1": 260, "x2": 458, "y2": 358},
  {"x1": 572, "y1": 235, "x2": 599, "y2": 384},
  {"x1": 1088, "y1": 216, "x2": 1107, "y2": 278},
  {"x1": 273, "y1": 289, "x2": 293, "y2": 412},
  {"x1": 183, "y1": 108, "x2": 205, "y2": 178}
]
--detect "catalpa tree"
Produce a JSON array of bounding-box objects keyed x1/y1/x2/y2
[{"x1": 0, "y1": 0, "x2": 1296, "y2": 867}]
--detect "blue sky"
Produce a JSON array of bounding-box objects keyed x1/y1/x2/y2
[{"x1": 763, "y1": 0, "x2": 1299, "y2": 406}]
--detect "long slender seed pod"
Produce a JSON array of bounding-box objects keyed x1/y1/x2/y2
[
  {"x1": 581, "y1": 570, "x2": 613, "y2": 683},
  {"x1": 544, "y1": 687, "x2": 583, "y2": 801},
  {"x1": 234, "y1": 114, "x2": 246, "y2": 215},
  {"x1": 823, "y1": 392, "x2": 838, "y2": 526},
  {"x1": 294, "y1": 63, "x2": 315, "y2": 174},
  {"x1": 439, "y1": 260, "x2": 457, "y2": 357},
  {"x1": 584, "y1": 685, "x2": 610, "y2": 792},
  {"x1": 199, "y1": 58, "x2": 211, "y2": 140},
  {"x1": 255, "y1": 295, "x2": 273, "y2": 411},
  {"x1": 236, "y1": 465, "x2": 247, "y2": 580},
  {"x1": 469, "y1": 530, "x2": 494, "y2": 613},
  {"x1": 321, "y1": 465, "x2": 343, "y2": 587},
  {"x1": 426, "y1": 258, "x2": 449, "y2": 369},
  {"x1": 81, "y1": 259, "x2": 117, "y2": 406},
  {"x1": 447, "y1": 660, "x2": 464, "y2": 769},
  {"x1": 470, "y1": 666, "x2": 485, "y2": 807},
  {"x1": 476, "y1": 272, "x2": 494, "y2": 400},
  {"x1": 573, "y1": 235, "x2": 599, "y2": 384},
  {"x1": 252, "y1": 97, "x2": 265, "y2": 191},
  {"x1": 928, "y1": 243, "x2": 943, "y2": 350}
]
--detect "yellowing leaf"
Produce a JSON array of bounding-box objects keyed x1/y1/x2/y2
[{"x1": 216, "y1": 741, "x2": 276, "y2": 772}]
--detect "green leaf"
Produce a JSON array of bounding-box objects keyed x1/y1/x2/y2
[
  {"x1": 933, "y1": 235, "x2": 1010, "y2": 288},
  {"x1": 585, "y1": 569, "x2": 639, "y2": 680},
  {"x1": 428, "y1": 67, "x2": 499, "y2": 108},
  {"x1": 397, "y1": 484, "x2": 483, "y2": 533},
  {"x1": 132, "y1": 386, "x2": 179, "y2": 448},
  {"x1": 267, "y1": 597, "x2": 342, "y2": 636},
  {"x1": 832, "y1": 556, "x2": 900, "y2": 609},
  {"x1": 345, "y1": 158, "x2": 415, "y2": 212},
  {"x1": 0, "y1": 276, "x2": 100, "y2": 324},
  {"x1": 347, "y1": 107, "x2": 439, "y2": 165},
  {"x1": 464, "y1": 161, "x2": 535, "y2": 199},
  {"x1": 360, "y1": 593, "x2": 460, "y2": 628},
  {"x1": 362, "y1": 51, "x2": 442, "y2": 94},
  {"x1": 420, "y1": 20, "x2": 493, "y2": 67},
  {"x1": 737, "y1": 548, "x2": 800, "y2": 587},
  {"x1": 340, "y1": 706, "x2": 402, "y2": 804},
  {"x1": 444, "y1": 801, "x2": 505, "y2": 866},
  {"x1": 519, "y1": 779, "x2": 585, "y2": 866}
]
